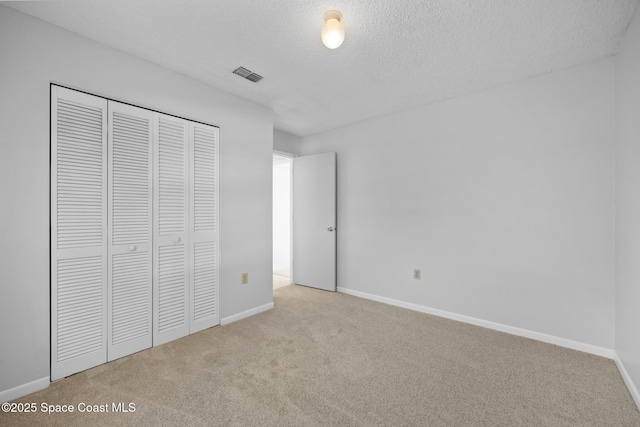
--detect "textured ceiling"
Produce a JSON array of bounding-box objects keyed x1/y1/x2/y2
[{"x1": 4, "y1": 0, "x2": 639, "y2": 136}]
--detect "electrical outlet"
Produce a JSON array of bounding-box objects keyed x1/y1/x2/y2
[
  {"x1": 241, "y1": 272, "x2": 249, "y2": 284},
  {"x1": 414, "y1": 269, "x2": 421, "y2": 280}
]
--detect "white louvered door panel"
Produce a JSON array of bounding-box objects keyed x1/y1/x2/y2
[
  {"x1": 51, "y1": 86, "x2": 108, "y2": 381},
  {"x1": 153, "y1": 113, "x2": 190, "y2": 346},
  {"x1": 107, "y1": 102, "x2": 153, "y2": 361},
  {"x1": 189, "y1": 123, "x2": 220, "y2": 333}
]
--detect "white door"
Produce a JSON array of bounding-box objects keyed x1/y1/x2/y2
[
  {"x1": 52, "y1": 86, "x2": 221, "y2": 379},
  {"x1": 189, "y1": 122, "x2": 220, "y2": 333},
  {"x1": 292, "y1": 152, "x2": 337, "y2": 291},
  {"x1": 107, "y1": 101, "x2": 153, "y2": 361},
  {"x1": 51, "y1": 86, "x2": 108, "y2": 380},
  {"x1": 153, "y1": 113, "x2": 190, "y2": 346}
]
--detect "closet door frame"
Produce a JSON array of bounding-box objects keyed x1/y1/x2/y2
[{"x1": 51, "y1": 85, "x2": 221, "y2": 379}]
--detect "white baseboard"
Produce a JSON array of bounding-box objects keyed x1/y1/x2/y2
[
  {"x1": 337, "y1": 287, "x2": 615, "y2": 359},
  {"x1": 220, "y1": 302, "x2": 274, "y2": 325},
  {"x1": 1, "y1": 377, "x2": 49, "y2": 404},
  {"x1": 614, "y1": 355, "x2": 640, "y2": 410}
]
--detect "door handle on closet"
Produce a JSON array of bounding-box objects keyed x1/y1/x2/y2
[{"x1": 173, "y1": 237, "x2": 181, "y2": 243}]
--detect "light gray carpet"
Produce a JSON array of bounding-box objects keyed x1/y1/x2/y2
[{"x1": 2, "y1": 284, "x2": 639, "y2": 426}]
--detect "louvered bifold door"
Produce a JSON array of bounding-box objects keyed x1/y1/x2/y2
[
  {"x1": 107, "y1": 102, "x2": 153, "y2": 361},
  {"x1": 153, "y1": 113, "x2": 190, "y2": 346},
  {"x1": 51, "y1": 86, "x2": 108, "y2": 381},
  {"x1": 189, "y1": 123, "x2": 220, "y2": 333}
]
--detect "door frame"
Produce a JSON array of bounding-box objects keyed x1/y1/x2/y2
[{"x1": 273, "y1": 150, "x2": 296, "y2": 285}]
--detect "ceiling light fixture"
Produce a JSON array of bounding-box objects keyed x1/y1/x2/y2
[{"x1": 321, "y1": 10, "x2": 345, "y2": 49}]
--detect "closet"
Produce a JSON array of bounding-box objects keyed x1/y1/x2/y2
[{"x1": 51, "y1": 86, "x2": 219, "y2": 381}]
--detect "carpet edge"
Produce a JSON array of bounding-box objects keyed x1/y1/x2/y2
[
  {"x1": 614, "y1": 355, "x2": 640, "y2": 411},
  {"x1": 336, "y1": 286, "x2": 615, "y2": 359}
]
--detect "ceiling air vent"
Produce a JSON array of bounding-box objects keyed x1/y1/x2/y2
[{"x1": 233, "y1": 66, "x2": 263, "y2": 83}]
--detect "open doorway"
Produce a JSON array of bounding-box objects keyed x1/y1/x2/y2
[{"x1": 273, "y1": 154, "x2": 293, "y2": 289}]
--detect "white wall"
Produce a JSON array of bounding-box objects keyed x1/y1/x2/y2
[
  {"x1": 0, "y1": 6, "x2": 274, "y2": 400},
  {"x1": 302, "y1": 58, "x2": 615, "y2": 350},
  {"x1": 273, "y1": 157, "x2": 292, "y2": 273},
  {"x1": 274, "y1": 129, "x2": 301, "y2": 156},
  {"x1": 615, "y1": 5, "x2": 640, "y2": 406}
]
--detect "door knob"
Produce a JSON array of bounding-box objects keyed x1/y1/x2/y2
[
  {"x1": 128, "y1": 245, "x2": 137, "y2": 252},
  {"x1": 328, "y1": 227, "x2": 335, "y2": 232},
  {"x1": 173, "y1": 237, "x2": 181, "y2": 243}
]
